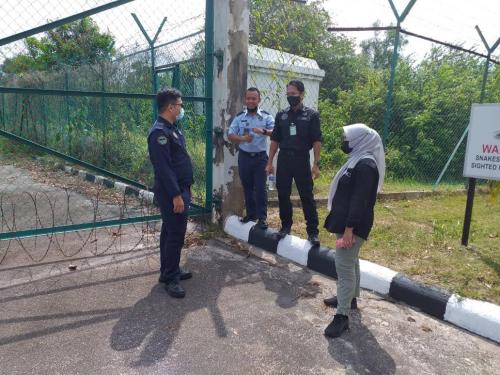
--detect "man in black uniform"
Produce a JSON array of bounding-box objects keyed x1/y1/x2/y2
[
  {"x1": 266, "y1": 80, "x2": 322, "y2": 246},
  {"x1": 148, "y1": 88, "x2": 193, "y2": 298}
]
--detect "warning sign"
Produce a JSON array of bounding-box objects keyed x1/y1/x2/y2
[{"x1": 463, "y1": 104, "x2": 500, "y2": 181}]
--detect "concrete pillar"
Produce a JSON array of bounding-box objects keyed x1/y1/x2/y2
[{"x1": 211, "y1": 0, "x2": 249, "y2": 223}]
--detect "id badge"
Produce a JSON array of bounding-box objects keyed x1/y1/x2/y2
[{"x1": 289, "y1": 123, "x2": 297, "y2": 136}]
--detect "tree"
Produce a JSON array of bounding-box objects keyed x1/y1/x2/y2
[
  {"x1": 2, "y1": 18, "x2": 115, "y2": 74},
  {"x1": 250, "y1": 0, "x2": 360, "y2": 101},
  {"x1": 360, "y1": 21, "x2": 408, "y2": 70}
]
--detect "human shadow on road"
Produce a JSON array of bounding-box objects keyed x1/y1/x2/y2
[
  {"x1": 326, "y1": 310, "x2": 396, "y2": 375},
  {"x1": 110, "y1": 247, "x2": 320, "y2": 368}
]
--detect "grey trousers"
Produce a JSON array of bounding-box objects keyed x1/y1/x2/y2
[{"x1": 335, "y1": 234, "x2": 365, "y2": 316}]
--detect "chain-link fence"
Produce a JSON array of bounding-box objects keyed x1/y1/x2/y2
[
  {"x1": 0, "y1": 0, "x2": 210, "y2": 206},
  {"x1": 248, "y1": 0, "x2": 499, "y2": 190}
]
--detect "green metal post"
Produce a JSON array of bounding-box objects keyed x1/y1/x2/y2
[
  {"x1": 382, "y1": 23, "x2": 400, "y2": 146},
  {"x1": 382, "y1": 0, "x2": 417, "y2": 146},
  {"x1": 64, "y1": 70, "x2": 71, "y2": 153},
  {"x1": 172, "y1": 64, "x2": 181, "y2": 89},
  {"x1": 1, "y1": 93, "x2": 5, "y2": 130},
  {"x1": 479, "y1": 55, "x2": 490, "y2": 103},
  {"x1": 204, "y1": 0, "x2": 214, "y2": 211},
  {"x1": 41, "y1": 82, "x2": 48, "y2": 144},
  {"x1": 131, "y1": 13, "x2": 166, "y2": 122},
  {"x1": 101, "y1": 63, "x2": 107, "y2": 167},
  {"x1": 151, "y1": 46, "x2": 158, "y2": 119}
]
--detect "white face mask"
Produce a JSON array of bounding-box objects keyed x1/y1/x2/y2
[{"x1": 176, "y1": 107, "x2": 185, "y2": 121}]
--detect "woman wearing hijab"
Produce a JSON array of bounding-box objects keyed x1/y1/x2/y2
[{"x1": 323, "y1": 124, "x2": 385, "y2": 338}]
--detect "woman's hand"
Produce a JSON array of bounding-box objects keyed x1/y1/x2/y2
[{"x1": 342, "y1": 227, "x2": 355, "y2": 248}]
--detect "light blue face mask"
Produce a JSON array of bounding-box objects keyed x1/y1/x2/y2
[{"x1": 176, "y1": 107, "x2": 185, "y2": 121}]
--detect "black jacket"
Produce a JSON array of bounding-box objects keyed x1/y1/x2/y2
[
  {"x1": 147, "y1": 117, "x2": 193, "y2": 199},
  {"x1": 324, "y1": 158, "x2": 379, "y2": 240}
]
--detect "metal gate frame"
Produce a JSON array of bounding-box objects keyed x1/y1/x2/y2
[{"x1": 0, "y1": 0, "x2": 215, "y2": 240}]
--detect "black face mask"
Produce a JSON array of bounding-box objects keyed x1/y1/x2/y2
[
  {"x1": 247, "y1": 106, "x2": 257, "y2": 114},
  {"x1": 341, "y1": 140, "x2": 353, "y2": 154},
  {"x1": 287, "y1": 95, "x2": 301, "y2": 107}
]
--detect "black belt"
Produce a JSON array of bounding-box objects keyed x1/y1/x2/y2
[{"x1": 240, "y1": 149, "x2": 266, "y2": 157}]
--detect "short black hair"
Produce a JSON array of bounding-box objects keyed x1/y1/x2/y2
[
  {"x1": 156, "y1": 87, "x2": 182, "y2": 112},
  {"x1": 287, "y1": 80, "x2": 305, "y2": 93},
  {"x1": 246, "y1": 87, "x2": 261, "y2": 97}
]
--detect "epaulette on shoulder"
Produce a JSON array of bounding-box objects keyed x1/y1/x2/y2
[
  {"x1": 236, "y1": 110, "x2": 245, "y2": 116},
  {"x1": 261, "y1": 110, "x2": 271, "y2": 115}
]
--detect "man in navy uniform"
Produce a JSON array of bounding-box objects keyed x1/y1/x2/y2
[
  {"x1": 228, "y1": 87, "x2": 274, "y2": 229},
  {"x1": 266, "y1": 80, "x2": 322, "y2": 246},
  {"x1": 148, "y1": 88, "x2": 193, "y2": 298}
]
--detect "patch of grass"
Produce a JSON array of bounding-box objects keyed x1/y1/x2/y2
[{"x1": 268, "y1": 193, "x2": 500, "y2": 304}]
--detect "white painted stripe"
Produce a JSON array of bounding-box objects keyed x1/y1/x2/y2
[
  {"x1": 224, "y1": 215, "x2": 253, "y2": 242},
  {"x1": 444, "y1": 294, "x2": 500, "y2": 343},
  {"x1": 139, "y1": 190, "x2": 155, "y2": 204},
  {"x1": 359, "y1": 259, "x2": 398, "y2": 295},
  {"x1": 95, "y1": 175, "x2": 105, "y2": 185},
  {"x1": 276, "y1": 235, "x2": 310, "y2": 266},
  {"x1": 115, "y1": 181, "x2": 127, "y2": 192},
  {"x1": 78, "y1": 170, "x2": 86, "y2": 179},
  {"x1": 64, "y1": 166, "x2": 73, "y2": 174}
]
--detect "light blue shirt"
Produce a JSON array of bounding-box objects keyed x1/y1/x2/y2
[{"x1": 228, "y1": 108, "x2": 275, "y2": 153}]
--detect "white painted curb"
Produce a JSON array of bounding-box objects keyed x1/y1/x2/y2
[
  {"x1": 114, "y1": 181, "x2": 127, "y2": 192},
  {"x1": 359, "y1": 259, "x2": 398, "y2": 295},
  {"x1": 224, "y1": 215, "x2": 254, "y2": 242},
  {"x1": 444, "y1": 295, "x2": 500, "y2": 343},
  {"x1": 276, "y1": 234, "x2": 310, "y2": 266}
]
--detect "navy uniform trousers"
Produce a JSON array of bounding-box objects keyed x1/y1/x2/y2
[
  {"x1": 276, "y1": 150, "x2": 319, "y2": 235},
  {"x1": 155, "y1": 187, "x2": 191, "y2": 283},
  {"x1": 238, "y1": 150, "x2": 268, "y2": 220}
]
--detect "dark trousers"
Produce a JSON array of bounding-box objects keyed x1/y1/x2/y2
[
  {"x1": 155, "y1": 188, "x2": 191, "y2": 283},
  {"x1": 238, "y1": 150, "x2": 268, "y2": 220},
  {"x1": 276, "y1": 150, "x2": 319, "y2": 235}
]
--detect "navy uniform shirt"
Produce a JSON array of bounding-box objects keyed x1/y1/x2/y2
[
  {"x1": 228, "y1": 108, "x2": 274, "y2": 153},
  {"x1": 271, "y1": 105, "x2": 322, "y2": 151},
  {"x1": 147, "y1": 116, "x2": 193, "y2": 198}
]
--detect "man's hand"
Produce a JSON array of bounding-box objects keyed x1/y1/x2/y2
[
  {"x1": 173, "y1": 195, "x2": 185, "y2": 213},
  {"x1": 342, "y1": 227, "x2": 355, "y2": 248},
  {"x1": 241, "y1": 134, "x2": 253, "y2": 143},
  {"x1": 265, "y1": 162, "x2": 274, "y2": 176},
  {"x1": 311, "y1": 164, "x2": 320, "y2": 179}
]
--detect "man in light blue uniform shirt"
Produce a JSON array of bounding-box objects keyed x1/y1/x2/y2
[{"x1": 228, "y1": 87, "x2": 274, "y2": 229}]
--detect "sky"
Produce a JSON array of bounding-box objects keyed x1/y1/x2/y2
[
  {"x1": 0, "y1": 0, "x2": 499, "y2": 61},
  {"x1": 324, "y1": 0, "x2": 500, "y2": 61}
]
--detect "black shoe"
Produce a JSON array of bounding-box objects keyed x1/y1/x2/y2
[
  {"x1": 240, "y1": 215, "x2": 256, "y2": 223},
  {"x1": 277, "y1": 226, "x2": 291, "y2": 239},
  {"x1": 324, "y1": 314, "x2": 349, "y2": 338},
  {"x1": 257, "y1": 219, "x2": 268, "y2": 230},
  {"x1": 308, "y1": 233, "x2": 320, "y2": 246},
  {"x1": 165, "y1": 281, "x2": 185, "y2": 298},
  {"x1": 323, "y1": 296, "x2": 358, "y2": 309},
  {"x1": 179, "y1": 269, "x2": 192, "y2": 280},
  {"x1": 159, "y1": 268, "x2": 192, "y2": 283}
]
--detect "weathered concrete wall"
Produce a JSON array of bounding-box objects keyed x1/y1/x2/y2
[{"x1": 212, "y1": 0, "x2": 249, "y2": 223}]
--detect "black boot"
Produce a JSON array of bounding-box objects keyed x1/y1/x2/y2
[
  {"x1": 165, "y1": 280, "x2": 185, "y2": 298},
  {"x1": 277, "y1": 226, "x2": 291, "y2": 239},
  {"x1": 307, "y1": 233, "x2": 320, "y2": 246},
  {"x1": 257, "y1": 219, "x2": 268, "y2": 230},
  {"x1": 158, "y1": 268, "x2": 192, "y2": 283},
  {"x1": 324, "y1": 314, "x2": 349, "y2": 338},
  {"x1": 323, "y1": 296, "x2": 358, "y2": 309},
  {"x1": 240, "y1": 215, "x2": 256, "y2": 223}
]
